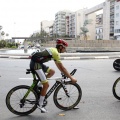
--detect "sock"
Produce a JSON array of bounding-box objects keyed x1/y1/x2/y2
[{"x1": 39, "y1": 96, "x2": 45, "y2": 106}]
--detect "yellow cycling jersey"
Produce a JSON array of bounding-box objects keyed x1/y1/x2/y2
[
  {"x1": 31, "y1": 47, "x2": 61, "y2": 63},
  {"x1": 48, "y1": 47, "x2": 61, "y2": 63}
]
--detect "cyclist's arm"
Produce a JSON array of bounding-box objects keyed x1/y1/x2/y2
[
  {"x1": 51, "y1": 48, "x2": 77, "y2": 83},
  {"x1": 55, "y1": 61, "x2": 74, "y2": 80}
]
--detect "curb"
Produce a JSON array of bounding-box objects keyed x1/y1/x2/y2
[
  {"x1": 0, "y1": 55, "x2": 120, "y2": 60},
  {"x1": 61, "y1": 56, "x2": 120, "y2": 60}
]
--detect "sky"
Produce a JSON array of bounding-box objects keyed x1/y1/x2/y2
[{"x1": 0, "y1": 0, "x2": 105, "y2": 38}]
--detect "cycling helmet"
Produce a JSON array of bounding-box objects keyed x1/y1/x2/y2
[{"x1": 56, "y1": 39, "x2": 68, "y2": 47}]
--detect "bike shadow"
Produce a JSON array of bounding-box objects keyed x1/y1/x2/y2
[
  {"x1": 113, "y1": 69, "x2": 120, "y2": 72},
  {"x1": 112, "y1": 100, "x2": 120, "y2": 109},
  {"x1": 5, "y1": 115, "x2": 46, "y2": 120},
  {"x1": 5, "y1": 108, "x2": 80, "y2": 120}
]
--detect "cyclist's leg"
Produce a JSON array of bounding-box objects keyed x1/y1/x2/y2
[
  {"x1": 38, "y1": 65, "x2": 55, "y2": 108},
  {"x1": 39, "y1": 65, "x2": 55, "y2": 96},
  {"x1": 31, "y1": 63, "x2": 48, "y2": 112},
  {"x1": 35, "y1": 63, "x2": 49, "y2": 96},
  {"x1": 36, "y1": 72, "x2": 49, "y2": 97},
  {"x1": 30, "y1": 60, "x2": 48, "y2": 94},
  {"x1": 30, "y1": 61, "x2": 54, "y2": 101},
  {"x1": 46, "y1": 68, "x2": 55, "y2": 78},
  {"x1": 39, "y1": 64, "x2": 55, "y2": 95}
]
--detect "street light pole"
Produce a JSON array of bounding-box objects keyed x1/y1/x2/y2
[{"x1": 13, "y1": 22, "x2": 16, "y2": 47}]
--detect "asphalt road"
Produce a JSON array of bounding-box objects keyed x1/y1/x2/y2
[{"x1": 0, "y1": 58, "x2": 120, "y2": 120}]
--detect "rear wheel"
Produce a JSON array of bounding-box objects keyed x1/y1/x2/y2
[
  {"x1": 113, "y1": 59, "x2": 120, "y2": 71},
  {"x1": 6, "y1": 85, "x2": 38, "y2": 116},
  {"x1": 53, "y1": 82, "x2": 82, "y2": 110}
]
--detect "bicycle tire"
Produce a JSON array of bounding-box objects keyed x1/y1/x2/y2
[
  {"x1": 112, "y1": 77, "x2": 120, "y2": 100},
  {"x1": 113, "y1": 59, "x2": 120, "y2": 71},
  {"x1": 53, "y1": 82, "x2": 82, "y2": 110},
  {"x1": 6, "y1": 85, "x2": 38, "y2": 116}
]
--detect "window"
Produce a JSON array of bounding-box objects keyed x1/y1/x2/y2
[
  {"x1": 100, "y1": 28, "x2": 103, "y2": 33},
  {"x1": 116, "y1": 5, "x2": 119, "y2": 10},
  {"x1": 119, "y1": 29, "x2": 120, "y2": 33},
  {"x1": 116, "y1": 21, "x2": 119, "y2": 25},
  {"x1": 115, "y1": 29, "x2": 120, "y2": 33},
  {"x1": 116, "y1": 13, "x2": 119, "y2": 17}
]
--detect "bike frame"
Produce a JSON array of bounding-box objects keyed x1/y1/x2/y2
[
  {"x1": 22, "y1": 73, "x2": 66, "y2": 101},
  {"x1": 22, "y1": 72, "x2": 39, "y2": 100},
  {"x1": 22, "y1": 69, "x2": 76, "y2": 101}
]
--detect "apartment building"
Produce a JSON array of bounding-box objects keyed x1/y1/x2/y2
[
  {"x1": 96, "y1": 14, "x2": 103, "y2": 40},
  {"x1": 47, "y1": 1, "x2": 108, "y2": 40},
  {"x1": 68, "y1": 12, "x2": 76, "y2": 38},
  {"x1": 50, "y1": 9, "x2": 85, "y2": 39},
  {"x1": 114, "y1": 0, "x2": 120, "y2": 40},
  {"x1": 68, "y1": 9, "x2": 87, "y2": 38},
  {"x1": 86, "y1": 13, "x2": 96, "y2": 40},
  {"x1": 84, "y1": 0, "x2": 114, "y2": 40},
  {"x1": 40, "y1": 20, "x2": 54, "y2": 35},
  {"x1": 53, "y1": 10, "x2": 72, "y2": 37},
  {"x1": 49, "y1": 25, "x2": 54, "y2": 37},
  {"x1": 42, "y1": 0, "x2": 120, "y2": 40},
  {"x1": 107, "y1": 0, "x2": 120, "y2": 40},
  {"x1": 65, "y1": 16, "x2": 69, "y2": 37},
  {"x1": 109, "y1": 0, "x2": 115, "y2": 39}
]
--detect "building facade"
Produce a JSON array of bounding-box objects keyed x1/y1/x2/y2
[
  {"x1": 114, "y1": 0, "x2": 120, "y2": 40},
  {"x1": 40, "y1": 20, "x2": 54, "y2": 34},
  {"x1": 53, "y1": 10, "x2": 72, "y2": 37},
  {"x1": 96, "y1": 14, "x2": 103, "y2": 40},
  {"x1": 41, "y1": 0, "x2": 120, "y2": 40},
  {"x1": 68, "y1": 9, "x2": 87, "y2": 38}
]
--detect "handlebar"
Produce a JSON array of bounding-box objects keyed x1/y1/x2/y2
[{"x1": 61, "y1": 69, "x2": 77, "y2": 79}]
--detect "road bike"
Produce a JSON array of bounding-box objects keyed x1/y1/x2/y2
[
  {"x1": 112, "y1": 77, "x2": 120, "y2": 100},
  {"x1": 6, "y1": 68, "x2": 82, "y2": 116},
  {"x1": 113, "y1": 59, "x2": 120, "y2": 71}
]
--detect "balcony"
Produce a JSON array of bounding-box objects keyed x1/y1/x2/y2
[
  {"x1": 110, "y1": 30, "x2": 114, "y2": 33},
  {"x1": 110, "y1": 1, "x2": 114, "y2": 7}
]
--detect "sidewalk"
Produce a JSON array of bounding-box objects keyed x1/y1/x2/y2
[{"x1": 0, "y1": 52, "x2": 120, "y2": 60}]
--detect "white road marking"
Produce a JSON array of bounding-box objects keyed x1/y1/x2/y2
[
  {"x1": 95, "y1": 56, "x2": 109, "y2": 59},
  {"x1": 19, "y1": 78, "x2": 33, "y2": 80}
]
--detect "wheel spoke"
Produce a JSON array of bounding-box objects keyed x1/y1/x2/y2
[
  {"x1": 54, "y1": 83, "x2": 82, "y2": 110},
  {"x1": 6, "y1": 85, "x2": 38, "y2": 115}
]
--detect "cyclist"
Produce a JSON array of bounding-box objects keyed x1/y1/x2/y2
[{"x1": 30, "y1": 39, "x2": 77, "y2": 113}]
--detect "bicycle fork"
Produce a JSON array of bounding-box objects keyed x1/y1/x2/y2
[{"x1": 62, "y1": 83, "x2": 70, "y2": 97}]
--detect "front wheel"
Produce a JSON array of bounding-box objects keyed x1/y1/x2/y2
[
  {"x1": 53, "y1": 82, "x2": 82, "y2": 110},
  {"x1": 113, "y1": 59, "x2": 120, "y2": 71},
  {"x1": 112, "y1": 77, "x2": 120, "y2": 100},
  {"x1": 6, "y1": 85, "x2": 38, "y2": 116}
]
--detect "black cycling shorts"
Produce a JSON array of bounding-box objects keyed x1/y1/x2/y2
[{"x1": 30, "y1": 60, "x2": 49, "y2": 73}]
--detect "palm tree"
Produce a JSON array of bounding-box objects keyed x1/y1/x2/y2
[
  {"x1": 0, "y1": 25, "x2": 3, "y2": 40},
  {"x1": 80, "y1": 19, "x2": 93, "y2": 40},
  {"x1": 0, "y1": 25, "x2": 2, "y2": 30},
  {"x1": 6, "y1": 33, "x2": 9, "y2": 38},
  {"x1": 1, "y1": 31, "x2": 5, "y2": 40}
]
